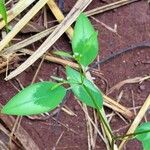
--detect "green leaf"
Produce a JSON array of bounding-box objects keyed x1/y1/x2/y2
[
  {"x1": 53, "y1": 50, "x2": 73, "y2": 58},
  {"x1": 135, "y1": 122, "x2": 150, "y2": 150},
  {"x1": 0, "y1": 0, "x2": 8, "y2": 30},
  {"x1": 72, "y1": 13, "x2": 99, "y2": 67},
  {"x1": 1, "y1": 82, "x2": 66, "y2": 115},
  {"x1": 66, "y1": 66, "x2": 103, "y2": 109}
]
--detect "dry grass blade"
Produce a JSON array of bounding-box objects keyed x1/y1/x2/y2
[
  {"x1": 0, "y1": 0, "x2": 49, "y2": 52},
  {"x1": 103, "y1": 94, "x2": 133, "y2": 119},
  {"x1": 90, "y1": 16, "x2": 118, "y2": 35},
  {"x1": 9, "y1": 116, "x2": 21, "y2": 149},
  {"x1": 47, "y1": 0, "x2": 73, "y2": 39},
  {"x1": 5, "y1": 0, "x2": 92, "y2": 80},
  {"x1": 84, "y1": 104, "x2": 94, "y2": 150},
  {"x1": 3, "y1": 26, "x2": 57, "y2": 55},
  {"x1": 119, "y1": 94, "x2": 150, "y2": 149},
  {"x1": 85, "y1": 0, "x2": 139, "y2": 16},
  {"x1": 108, "y1": 76, "x2": 150, "y2": 94},
  {"x1": 0, "y1": 0, "x2": 36, "y2": 29},
  {"x1": 61, "y1": 106, "x2": 77, "y2": 116}
]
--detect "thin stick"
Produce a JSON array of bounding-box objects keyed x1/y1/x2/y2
[
  {"x1": 31, "y1": 54, "x2": 46, "y2": 83},
  {"x1": 108, "y1": 76, "x2": 150, "y2": 94},
  {"x1": 84, "y1": 104, "x2": 93, "y2": 150},
  {"x1": 92, "y1": 110, "x2": 99, "y2": 149},
  {"x1": 119, "y1": 94, "x2": 150, "y2": 149},
  {"x1": 52, "y1": 131, "x2": 64, "y2": 150},
  {"x1": 8, "y1": 116, "x2": 20, "y2": 149}
]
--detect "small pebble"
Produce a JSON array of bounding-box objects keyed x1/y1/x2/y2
[
  {"x1": 111, "y1": 118, "x2": 117, "y2": 123},
  {"x1": 139, "y1": 85, "x2": 145, "y2": 91},
  {"x1": 74, "y1": 105, "x2": 80, "y2": 111},
  {"x1": 147, "y1": 109, "x2": 150, "y2": 115},
  {"x1": 134, "y1": 62, "x2": 139, "y2": 66},
  {"x1": 137, "y1": 52, "x2": 140, "y2": 56}
]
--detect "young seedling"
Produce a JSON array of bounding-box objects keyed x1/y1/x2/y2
[{"x1": 1, "y1": 13, "x2": 150, "y2": 150}]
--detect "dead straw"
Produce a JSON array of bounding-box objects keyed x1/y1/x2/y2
[{"x1": 0, "y1": 0, "x2": 49, "y2": 52}]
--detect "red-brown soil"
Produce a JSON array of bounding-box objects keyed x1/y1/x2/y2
[{"x1": 0, "y1": 0, "x2": 150, "y2": 150}]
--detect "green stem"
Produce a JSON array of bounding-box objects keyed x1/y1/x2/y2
[
  {"x1": 78, "y1": 63, "x2": 85, "y2": 83},
  {"x1": 78, "y1": 64, "x2": 115, "y2": 149},
  {"x1": 114, "y1": 129, "x2": 150, "y2": 140},
  {"x1": 82, "y1": 84, "x2": 114, "y2": 140},
  {"x1": 111, "y1": 138, "x2": 115, "y2": 150}
]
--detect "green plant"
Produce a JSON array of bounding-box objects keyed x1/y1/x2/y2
[
  {"x1": 0, "y1": 0, "x2": 8, "y2": 31},
  {"x1": 135, "y1": 122, "x2": 150, "y2": 150},
  {"x1": 1, "y1": 13, "x2": 150, "y2": 150}
]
